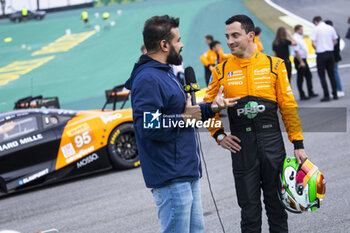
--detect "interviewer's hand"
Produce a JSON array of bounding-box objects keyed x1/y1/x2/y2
[
  {"x1": 294, "y1": 149, "x2": 308, "y2": 164},
  {"x1": 211, "y1": 86, "x2": 240, "y2": 113},
  {"x1": 182, "y1": 95, "x2": 201, "y2": 121},
  {"x1": 220, "y1": 134, "x2": 241, "y2": 153}
]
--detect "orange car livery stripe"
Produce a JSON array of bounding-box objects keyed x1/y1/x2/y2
[{"x1": 55, "y1": 109, "x2": 132, "y2": 170}]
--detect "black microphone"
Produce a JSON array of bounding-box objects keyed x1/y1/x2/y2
[{"x1": 184, "y1": 66, "x2": 200, "y2": 105}]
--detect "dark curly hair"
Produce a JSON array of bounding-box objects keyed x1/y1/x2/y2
[{"x1": 143, "y1": 15, "x2": 179, "y2": 52}]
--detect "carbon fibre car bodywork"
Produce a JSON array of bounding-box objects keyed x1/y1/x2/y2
[{"x1": 0, "y1": 108, "x2": 139, "y2": 196}]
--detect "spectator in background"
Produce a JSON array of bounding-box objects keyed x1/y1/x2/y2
[
  {"x1": 254, "y1": 26, "x2": 264, "y2": 52},
  {"x1": 346, "y1": 17, "x2": 350, "y2": 39},
  {"x1": 291, "y1": 24, "x2": 318, "y2": 100},
  {"x1": 310, "y1": 16, "x2": 338, "y2": 102},
  {"x1": 325, "y1": 20, "x2": 345, "y2": 97},
  {"x1": 272, "y1": 27, "x2": 296, "y2": 81},
  {"x1": 200, "y1": 40, "x2": 231, "y2": 85}
]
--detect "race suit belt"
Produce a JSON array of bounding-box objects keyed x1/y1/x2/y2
[{"x1": 230, "y1": 122, "x2": 281, "y2": 133}]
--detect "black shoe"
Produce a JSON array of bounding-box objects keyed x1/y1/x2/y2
[
  {"x1": 320, "y1": 97, "x2": 330, "y2": 102},
  {"x1": 309, "y1": 93, "x2": 319, "y2": 98},
  {"x1": 300, "y1": 96, "x2": 310, "y2": 101},
  {"x1": 333, "y1": 96, "x2": 338, "y2": 100}
]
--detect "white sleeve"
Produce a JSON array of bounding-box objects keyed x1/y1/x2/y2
[
  {"x1": 331, "y1": 27, "x2": 339, "y2": 40},
  {"x1": 292, "y1": 36, "x2": 300, "y2": 51},
  {"x1": 310, "y1": 28, "x2": 316, "y2": 41}
]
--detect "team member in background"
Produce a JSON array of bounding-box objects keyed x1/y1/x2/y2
[
  {"x1": 200, "y1": 41, "x2": 232, "y2": 85},
  {"x1": 125, "y1": 15, "x2": 238, "y2": 233},
  {"x1": 205, "y1": 34, "x2": 214, "y2": 46},
  {"x1": 204, "y1": 14, "x2": 307, "y2": 233},
  {"x1": 310, "y1": 16, "x2": 338, "y2": 102},
  {"x1": 201, "y1": 35, "x2": 214, "y2": 85},
  {"x1": 22, "y1": 8, "x2": 28, "y2": 21},
  {"x1": 102, "y1": 12, "x2": 109, "y2": 20},
  {"x1": 81, "y1": 10, "x2": 89, "y2": 26},
  {"x1": 253, "y1": 27, "x2": 264, "y2": 52},
  {"x1": 291, "y1": 24, "x2": 318, "y2": 100},
  {"x1": 325, "y1": 20, "x2": 345, "y2": 97},
  {"x1": 102, "y1": 12, "x2": 110, "y2": 30},
  {"x1": 272, "y1": 27, "x2": 296, "y2": 82}
]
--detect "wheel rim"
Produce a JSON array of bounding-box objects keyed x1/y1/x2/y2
[{"x1": 113, "y1": 132, "x2": 137, "y2": 161}]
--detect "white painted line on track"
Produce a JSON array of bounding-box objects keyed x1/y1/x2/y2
[
  {"x1": 264, "y1": 0, "x2": 314, "y2": 27},
  {"x1": 339, "y1": 63, "x2": 350, "y2": 69}
]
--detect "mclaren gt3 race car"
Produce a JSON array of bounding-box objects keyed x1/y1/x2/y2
[{"x1": 0, "y1": 107, "x2": 139, "y2": 196}]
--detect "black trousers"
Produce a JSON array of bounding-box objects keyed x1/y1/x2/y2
[
  {"x1": 284, "y1": 59, "x2": 292, "y2": 82},
  {"x1": 204, "y1": 65, "x2": 211, "y2": 86},
  {"x1": 294, "y1": 58, "x2": 314, "y2": 98},
  {"x1": 316, "y1": 51, "x2": 337, "y2": 98},
  {"x1": 231, "y1": 131, "x2": 288, "y2": 233}
]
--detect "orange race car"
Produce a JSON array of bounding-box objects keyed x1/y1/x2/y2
[{"x1": 0, "y1": 85, "x2": 139, "y2": 196}]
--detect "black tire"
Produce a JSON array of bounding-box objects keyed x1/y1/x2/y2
[{"x1": 107, "y1": 123, "x2": 139, "y2": 169}]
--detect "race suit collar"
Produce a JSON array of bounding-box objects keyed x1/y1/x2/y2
[{"x1": 234, "y1": 49, "x2": 259, "y2": 67}]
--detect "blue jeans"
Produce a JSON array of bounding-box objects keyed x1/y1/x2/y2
[
  {"x1": 334, "y1": 63, "x2": 343, "y2": 91},
  {"x1": 151, "y1": 180, "x2": 204, "y2": 233}
]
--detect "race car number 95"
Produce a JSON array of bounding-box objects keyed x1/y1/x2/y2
[{"x1": 74, "y1": 131, "x2": 92, "y2": 148}]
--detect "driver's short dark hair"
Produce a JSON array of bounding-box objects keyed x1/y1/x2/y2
[
  {"x1": 143, "y1": 15, "x2": 179, "y2": 52},
  {"x1": 225, "y1": 15, "x2": 255, "y2": 34}
]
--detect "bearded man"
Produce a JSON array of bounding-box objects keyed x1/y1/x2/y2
[{"x1": 125, "y1": 15, "x2": 238, "y2": 233}]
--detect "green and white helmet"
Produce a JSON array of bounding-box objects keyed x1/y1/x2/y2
[{"x1": 278, "y1": 157, "x2": 326, "y2": 213}]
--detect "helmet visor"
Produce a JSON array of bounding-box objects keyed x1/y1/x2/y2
[{"x1": 316, "y1": 172, "x2": 326, "y2": 198}]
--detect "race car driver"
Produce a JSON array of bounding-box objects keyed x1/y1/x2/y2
[{"x1": 204, "y1": 15, "x2": 308, "y2": 232}]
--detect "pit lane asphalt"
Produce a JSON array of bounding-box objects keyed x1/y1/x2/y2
[{"x1": 1, "y1": 1, "x2": 350, "y2": 233}]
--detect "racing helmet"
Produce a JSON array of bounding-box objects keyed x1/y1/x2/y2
[{"x1": 278, "y1": 157, "x2": 326, "y2": 213}]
